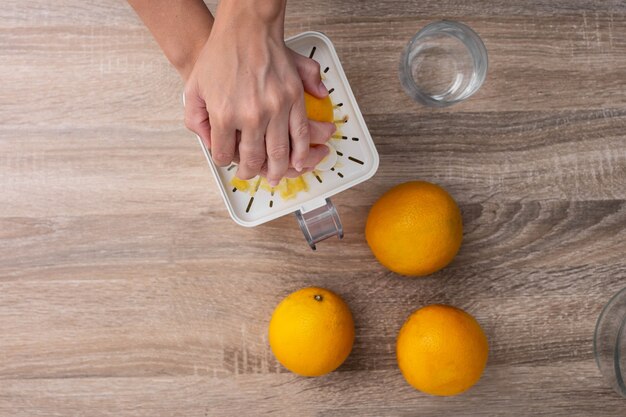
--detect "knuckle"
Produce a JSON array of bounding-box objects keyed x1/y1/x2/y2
[
  {"x1": 267, "y1": 92, "x2": 289, "y2": 112},
  {"x1": 268, "y1": 144, "x2": 290, "y2": 160},
  {"x1": 292, "y1": 121, "x2": 310, "y2": 141},
  {"x1": 238, "y1": 142, "x2": 260, "y2": 156},
  {"x1": 214, "y1": 108, "x2": 235, "y2": 127},
  {"x1": 242, "y1": 109, "x2": 265, "y2": 127},
  {"x1": 243, "y1": 155, "x2": 265, "y2": 170},
  {"x1": 306, "y1": 59, "x2": 321, "y2": 75},
  {"x1": 285, "y1": 82, "x2": 303, "y2": 102}
]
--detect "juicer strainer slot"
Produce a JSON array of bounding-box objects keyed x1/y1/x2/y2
[{"x1": 245, "y1": 197, "x2": 254, "y2": 213}]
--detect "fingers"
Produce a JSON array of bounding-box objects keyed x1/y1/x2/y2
[
  {"x1": 265, "y1": 110, "x2": 291, "y2": 187},
  {"x1": 308, "y1": 120, "x2": 337, "y2": 145},
  {"x1": 290, "y1": 50, "x2": 328, "y2": 98},
  {"x1": 183, "y1": 89, "x2": 212, "y2": 149},
  {"x1": 233, "y1": 121, "x2": 334, "y2": 176},
  {"x1": 288, "y1": 95, "x2": 310, "y2": 172},
  {"x1": 260, "y1": 145, "x2": 329, "y2": 178},
  {"x1": 236, "y1": 126, "x2": 266, "y2": 180},
  {"x1": 209, "y1": 114, "x2": 237, "y2": 167}
]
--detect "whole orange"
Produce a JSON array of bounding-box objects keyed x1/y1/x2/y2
[
  {"x1": 365, "y1": 181, "x2": 463, "y2": 276},
  {"x1": 268, "y1": 287, "x2": 354, "y2": 377},
  {"x1": 396, "y1": 304, "x2": 489, "y2": 396}
]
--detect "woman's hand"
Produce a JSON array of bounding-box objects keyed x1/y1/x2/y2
[{"x1": 183, "y1": 1, "x2": 334, "y2": 186}]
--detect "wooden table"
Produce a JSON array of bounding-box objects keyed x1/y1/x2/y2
[{"x1": 1, "y1": 1, "x2": 625, "y2": 415}]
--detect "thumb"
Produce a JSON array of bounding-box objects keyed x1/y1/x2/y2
[{"x1": 290, "y1": 50, "x2": 328, "y2": 98}]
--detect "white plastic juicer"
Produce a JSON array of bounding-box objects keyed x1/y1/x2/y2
[{"x1": 190, "y1": 31, "x2": 379, "y2": 249}]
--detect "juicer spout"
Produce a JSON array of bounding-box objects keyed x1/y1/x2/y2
[{"x1": 295, "y1": 198, "x2": 343, "y2": 250}]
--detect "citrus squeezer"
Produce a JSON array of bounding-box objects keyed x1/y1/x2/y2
[{"x1": 188, "y1": 31, "x2": 379, "y2": 249}]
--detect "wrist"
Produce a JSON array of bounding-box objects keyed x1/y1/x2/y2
[
  {"x1": 170, "y1": 34, "x2": 211, "y2": 81},
  {"x1": 216, "y1": 0, "x2": 286, "y2": 38}
]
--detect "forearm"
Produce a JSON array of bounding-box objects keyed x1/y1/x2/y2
[{"x1": 128, "y1": 0, "x2": 214, "y2": 81}]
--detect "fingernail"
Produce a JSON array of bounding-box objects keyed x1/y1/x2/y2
[
  {"x1": 269, "y1": 179, "x2": 279, "y2": 187},
  {"x1": 295, "y1": 161, "x2": 304, "y2": 172},
  {"x1": 330, "y1": 124, "x2": 337, "y2": 134},
  {"x1": 318, "y1": 81, "x2": 328, "y2": 96}
]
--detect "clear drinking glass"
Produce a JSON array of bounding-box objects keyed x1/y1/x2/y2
[
  {"x1": 594, "y1": 287, "x2": 626, "y2": 398},
  {"x1": 399, "y1": 21, "x2": 488, "y2": 107}
]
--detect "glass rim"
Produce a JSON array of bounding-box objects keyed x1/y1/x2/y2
[{"x1": 399, "y1": 20, "x2": 489, "y2": 107}]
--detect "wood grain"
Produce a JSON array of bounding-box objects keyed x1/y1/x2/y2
[{"x1": 1, "y1": 0, "x2": 625, "y2": 416}]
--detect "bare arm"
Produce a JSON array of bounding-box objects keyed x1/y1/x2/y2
[{"x1": 128, "y1": 0, "x2": 214, "y2": 81}]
